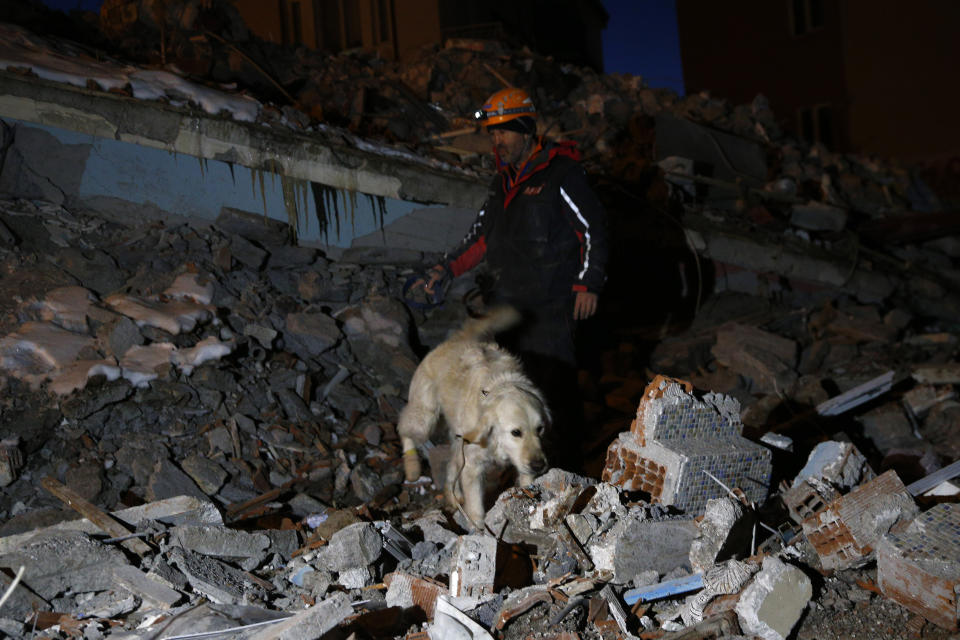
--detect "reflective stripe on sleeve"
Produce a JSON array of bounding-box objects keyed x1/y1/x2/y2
[{"x1": 560, "y1": 186, "x2": 590, "y2": 280}]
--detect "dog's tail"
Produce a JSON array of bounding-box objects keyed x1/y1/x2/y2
[{"x1": 458, "y1": 305, "x2": 522, "y2": 340}]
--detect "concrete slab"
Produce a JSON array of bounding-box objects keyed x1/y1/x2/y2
[
  {"x1": 247, "y1": 591, "x2": 353, "y2": 640},
  {"x1": 0, "y1": 530, "x2": 127, "y2": 600}
]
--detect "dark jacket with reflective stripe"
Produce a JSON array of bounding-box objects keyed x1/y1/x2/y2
[{"x1": 444, "y1": 141, "x2": 608, "y2": 306}]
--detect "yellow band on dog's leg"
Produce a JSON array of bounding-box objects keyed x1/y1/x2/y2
[{"x1": 403, "y1": 449, "x2": 422, "y2": 483}]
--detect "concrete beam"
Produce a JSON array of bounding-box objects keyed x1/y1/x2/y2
[{"x1": 0, "y1": 71, "x2": 487, "y2": 209}]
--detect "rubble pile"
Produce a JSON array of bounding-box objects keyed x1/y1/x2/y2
[
  {"x1": 0, "y1": 2, "x2": 959, "y2": 639},
  {"x1": 0, "y1": 195, "x2": 954, "y2": 638},
  {"x1": 6, "y1": 0, "x2": 954, "y2": 224}
]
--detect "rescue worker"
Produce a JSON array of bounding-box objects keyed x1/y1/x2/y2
[{"x1": 421, "y1": 87, "x2": 609, "y2": 468}]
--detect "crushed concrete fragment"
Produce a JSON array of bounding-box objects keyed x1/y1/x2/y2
[
  {"x1": 246, "y1": 591, "x2": 352, "y2": 640},
  {"x1": 689, "y1": 497, "x2": 751, "y2": 573},
  {"x1": 112, "y1": 564, "x2": 183, "y2": 609},
  {"x1": 167, "y1": 546, "x2": 261, "y2": 606},
  {"x1": 171, "y1": 525, "x2": 271, "y2": 563},
  {"x1": 0, "y1": 530, "x2": 128, "y2": 600},
  {"x1": 449, "y1": 534, "x2": 497, "y2": 601},
  {"x1": 319, "y1": 522, "x2": 382, "y2": 572},
  {"x1": 791, "y1": 440, "x2": 875, "y2": 491},
  {"x1": 735, "y1": 556, "x2": 811, "y2": 640}
]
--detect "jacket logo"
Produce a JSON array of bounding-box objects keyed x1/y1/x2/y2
[{"x1": 522, "y1": 184, "x2": 545, "y2": 196}]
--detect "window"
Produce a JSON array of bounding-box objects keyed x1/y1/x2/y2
[
  {"x1": 797, "y1": 104, "x2": 834, "y2": 148},
  {"x1": 790, "y1": 0, "x2": 825, "y2": 36}
]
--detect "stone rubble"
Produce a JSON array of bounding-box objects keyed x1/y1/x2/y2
[
  {"x1": 0, "y1": 3, "x2": 959, "y2": 639},
  {"x1": 0, "y1": 194, "x2": 955, "y2": 638}
]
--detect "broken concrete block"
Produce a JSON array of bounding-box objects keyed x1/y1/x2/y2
[
  {"x1": 0, "y1": 530, "x2": 127, "y2": 600},
  {"x1": 800, "y1": 470, "x2": 919, "y2": 571},
  {"x1": 337, "y1": 566, "x2": 374, "y2": 589},
  {"x1": 585, "y1": 510, "x2": 698, "y2": 582},
  {"x1": 791, "y1": 440, "x2": 875, "y2": 492},
  {"x1": 877, "y1": 503, "x2": 960, "y2": 631},
  {"x1": 147, "y1": 458, "x2": 209, "y2": 502},
  {"x1": 180, "y1": 453, "x2": 228, "y2": 495},
  {"x1": 170, "y1": 525, "x2": 271, "y2": 565},
  {"x1": 735, "y1": 556, "x2": 811, "y2": 640},
  {"x1": 449, "y1": 534, "x2": 497, "y2": 601},
  {"x1": 385, "y1": 570, "x2": 447, "y2": 619},
  {"x1": 75, "y1": 589, "x2": 139, "y2": 618},
  {"x1": 711, "y1": 324, "x2": 797, "y2": 394},
  {"x1": 112, "y1": 565, "x2": 183, "y2": 609},
  {"x1": 483, "y1": 469, "x2": 596, "y2": 548},
  {"x1": 230, "y1": 233, "x2": 269, "y2": 270},
  {"x1": 247, "y1": 591, "x2": 353, "y2": 640},
  {"x1": 689, "y1": 497, "x2": 752, "y2": 573},
  {"x1": 319, "y1": 522, "x2": 382, "y2": 572},
  {"x1": 167, "y1": 546, "x2": 261, "y2": 605},
  {"x1": 284, "y1": 311, "x2": 341, "y2": 357},
  {"x1": 782, "y1": 441, "x2": 876, "y2": 523},
  {"x1": 603, "y1": 376, "x2": 772, "y2": 515},
  {"x1": 263, "y1": 529, "x2": 300, "y2": 562},
  {"x1": 855, "y1": 402, "x2": 919, "y2": 456}
]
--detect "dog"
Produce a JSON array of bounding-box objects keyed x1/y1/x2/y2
[{"x1": 398, "y1": 306, "x2": 550, "y2": 526}]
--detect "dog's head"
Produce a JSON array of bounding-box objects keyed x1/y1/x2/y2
[{"x1": 471, "y1": 385, "x2": 550, "y2": 477}]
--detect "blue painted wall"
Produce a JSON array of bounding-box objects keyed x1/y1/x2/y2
[{"x1": 7, "y1": 118, "x2": 420, "y2": 248}]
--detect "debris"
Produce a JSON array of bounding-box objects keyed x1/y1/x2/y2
[
  {"x1": 603, "y1": 376, "x2": 772, "y2": 514},
  {"x1": 816, "y1": 370, "x2": 896, "y2": 416},
  {"x1": 877, "y1": 503, "x2": 960, "y2": 630},
  {"x1": 40, "y1": 476, "x2": 152, "y2": 556},
  {"x1": 735, "y1": 556, "x2": 811, "y2": 640},
  {"x1": 800, "y1": 470, "x2": 919, "y2": 571}
]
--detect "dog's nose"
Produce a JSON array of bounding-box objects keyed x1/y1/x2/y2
[{"x1": 530, "y1": 457, "x2": 548, "y2": 474}]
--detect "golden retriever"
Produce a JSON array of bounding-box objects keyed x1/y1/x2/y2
[{"x1": 398, "y1": 306, "x2": 550, "y2": 526}]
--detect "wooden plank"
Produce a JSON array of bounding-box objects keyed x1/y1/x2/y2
[{"x1": 40, "y1": 476, "x2": 151, "y2": 556}]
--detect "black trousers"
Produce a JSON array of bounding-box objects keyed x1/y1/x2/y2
[{"x1": 494, "y1": 297, "x2": 585, "y2": 472}]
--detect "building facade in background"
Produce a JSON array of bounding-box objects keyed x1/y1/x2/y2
[
  {"x1": 675, "y1": 0, "x2": 960, "y2": 160},
  {"x1": 233, "y1": 0, "x2": 608, "y2": 70}
]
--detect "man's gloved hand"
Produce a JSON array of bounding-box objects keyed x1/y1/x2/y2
[
  {"x1": 574, "y1": 291, "x2": 598, "y2": 320},
  {"x1": 423, "y1": 265, "x2": 447, "y2": 295}
]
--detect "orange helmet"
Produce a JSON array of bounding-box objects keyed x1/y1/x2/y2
[{"x1": 474, "y1": 88, "x2": 537, "y2": 128}]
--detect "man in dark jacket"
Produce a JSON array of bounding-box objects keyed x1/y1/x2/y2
[{"x1": 421, "y1": 88, "x2": 608, "y2": 467}]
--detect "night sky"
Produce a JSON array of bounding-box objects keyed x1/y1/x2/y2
[{"x1": 38, "y1": 0, "x2": 686, "y2": 94}]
